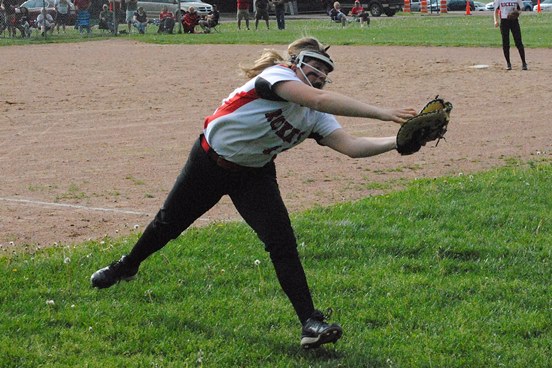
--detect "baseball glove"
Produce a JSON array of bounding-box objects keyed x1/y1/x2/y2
[
  {"x1": 508, "y1": 9, "x2": 520, "y2": 20},
  {"x1": 396, "y1": 96, "x2": 453, "y2": 156}
]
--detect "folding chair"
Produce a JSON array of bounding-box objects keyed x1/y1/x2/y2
[{"x1": 211, "y1": 21, "x2": 221, "y2": 33}]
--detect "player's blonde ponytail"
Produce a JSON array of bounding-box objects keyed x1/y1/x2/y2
[
  {"x1": 241, "y1": 49, "x2": 287, "y2": 78},
  {"x1": 241, "y1": 37, "x2": 330, "y2": 79}
]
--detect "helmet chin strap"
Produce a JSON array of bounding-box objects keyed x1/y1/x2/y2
[{"x1": 298, "y1": 66, "x2": 315, "y2": 88}]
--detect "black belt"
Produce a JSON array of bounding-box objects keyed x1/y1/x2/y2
[{"x1": 200, "y1": 135, "x2": 253, "y2": 172}]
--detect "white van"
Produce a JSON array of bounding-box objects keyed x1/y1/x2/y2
[{"x1": 138, "y1": 0, "x2": 213, "y2": 19}]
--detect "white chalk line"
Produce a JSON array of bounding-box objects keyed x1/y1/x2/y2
[
  {"x1": 0, "y1": 197, "x2": 150, "y2": 216},
  {"x1": 0, "y1": 196, "x2": 213, "y2": 222}
]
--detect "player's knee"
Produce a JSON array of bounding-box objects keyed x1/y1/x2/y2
[{"x1": 266, "y1": 240, "x2": 299, "y2": 262}]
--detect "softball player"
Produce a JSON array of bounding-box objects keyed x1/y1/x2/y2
[
  {"x1": 91, "y1": 37, "x2": 416, "y2": 349},
  {"x1": 493, "y1": 0, "x2": 528, "y2": 70}
]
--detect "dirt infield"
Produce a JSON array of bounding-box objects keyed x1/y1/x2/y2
[{"x1": 1, "y1": 40, "x2": 550, "y2": 249}]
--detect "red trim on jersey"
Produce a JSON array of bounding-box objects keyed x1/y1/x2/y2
[{"x1": 204, "y1": 89, "x2": 259, "y2": 129}]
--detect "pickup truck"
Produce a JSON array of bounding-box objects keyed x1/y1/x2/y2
[{"x1": 339, "y1": 0, "x2": 403, "y2": 16}]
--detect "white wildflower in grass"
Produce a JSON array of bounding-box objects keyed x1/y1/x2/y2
[
  {"x1": 254, "y1": 259, "x2": 264, "y2": 291},
  {"x1": 46, "y1": 300, "x2": 55, "y2": 306},
  {"x1": 144, "y1": 289, "x2": 154, "y2": 303},
  {"x1": 64, "y1": 257, "x2": 71, "y2": 264},
  {"x1": 197, "y1": 349, "x2": 204, "y2": 366}
]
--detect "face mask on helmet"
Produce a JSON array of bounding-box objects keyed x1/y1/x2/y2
[{"x1": 294, "y1": 50, "x2": 335, "y2": 88}]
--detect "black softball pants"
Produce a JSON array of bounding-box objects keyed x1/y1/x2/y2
[
  {"x1": 500, "y1": 18, "x2": 526, "y2": 66},
  {"x1": 126, "y1": 136, "x2": 315, "y2": 324}
]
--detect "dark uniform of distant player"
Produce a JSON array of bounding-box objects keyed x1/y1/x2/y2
[{"x1": 493, "y1": 0, "x2": 527, "y2": 70}]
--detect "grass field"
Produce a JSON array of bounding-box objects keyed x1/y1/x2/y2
[
  {"x1": 1, "y1": 12, "x2": 552, "y2": 47},
  {"x1": 1, "y1": 159, "x2": 550, "y2": 367}
]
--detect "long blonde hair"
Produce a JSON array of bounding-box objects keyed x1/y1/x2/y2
[{"x1": 241, "y1": 37, "x2": 331, "y2": 78}]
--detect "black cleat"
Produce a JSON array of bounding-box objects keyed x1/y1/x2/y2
[
  {"x1": 301, "y1": 309, "x2": 343, "y2": 349},
  {"x1": 91, "y1": 255, "x2": 139, "y2": 289},
  {"x1": 522, "y1": 63, "x2": 528, "y2": 71}
]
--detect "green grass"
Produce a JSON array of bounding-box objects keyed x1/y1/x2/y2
[
  {"x1": 2, "y1": 13, "x2": 552, "y2": 47},
  {"x1": 2, "y1": 159, "x2": 550, "y2": 367}
]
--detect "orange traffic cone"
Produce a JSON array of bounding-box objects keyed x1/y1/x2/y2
[
  {"x1": 465, "y1": 0, "x2": 471, "y2": 15},
  {"x1": 537, "y1": 0, "x2": 541, "y2": 12}
]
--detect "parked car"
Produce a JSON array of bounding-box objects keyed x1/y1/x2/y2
[
  {"x1": 474, "y1": 1, "x2": 486, "y2": 10},
  {"x1": 485, "y1": 1, "x2": 494, "y2": 10},
  {"x1": 410, "y1": 0, "x2": 421, "y2": 11},
  {"x1": 534, "y1": 0, "x2": 552, "y2": 10},
  {"x1": 16, "y1": 0, "x2": 76, "y2": 28},
  {"x1": 138, "y1": 0, "x2": 213, "y2": 19},
  {"x1": 447, "y1": 0, "x2": 475, "y2": 10},
  {"x1": 429, "y1": 0, "x2": 441, "y2": 11},
  {"x1": 340, "y1": 0, "x2": 403, "y2": 17}
]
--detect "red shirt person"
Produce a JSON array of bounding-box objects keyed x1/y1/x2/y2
[
  {"x1": 182, "y1": 6, "x2": 200, "y2": 33},
  {"x1": 237, "y1": 0, "x2": 251, "y2": 30}
]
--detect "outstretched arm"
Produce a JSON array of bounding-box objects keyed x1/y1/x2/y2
[
  {"x1": 320, "y1": 128, "x2": 397, "y2": 158},
  {"x1": 273, "y1": 79, "x2": 416, "y2": 124}
]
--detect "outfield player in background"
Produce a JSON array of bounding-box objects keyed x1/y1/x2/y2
[
  {"x1": 91, "y1": 37, "x2": 416, "y2": 349},
  {"x1": 493, "y1": 0, "x2": 527, "y2": 70}
]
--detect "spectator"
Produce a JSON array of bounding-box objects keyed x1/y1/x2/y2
[
  {"x1": 182, "y1": 6, "x2": 199, "y2": 33},
  {"x1": 109, "y1": 0, "x2": 121, "y2": 34},
  {"x1": 99, "y1": 4, "x2": 115, "y2": 33},
  {"x1": 273, "y1": 0, "x2": 287, "y2": 30},
  {"x1": 15, "y1": 6, "x2": 31, "y2": 38},
  {"x1": 158, "y1": 5, "x2": 175, "y2": 34},
  {"x1": 54, "y1": 0, "x2": 71, "y2": 33},
  {"x1": 199, "y1": 4, "x2": 219, "y2": 33},
  {"x1": 133, "y1": 6, "x2": 147, "y2": 34},
  {"x1": 329, "y1": 1, "x2": 347, "y2": 27},
  {"x1": 74, "y1": 0, "x2": 91, "y2": 34},
  {"x1": 237, "y1": 0, "x2": 250, "y2": 30},
  {"x1": 36, "y1": 8, "x2": 54, "y2": 36},
  {"x1": 349, "y1": 0, "x2": 369, "y2": 27},
  {"x1": 3, "y1": 0, "x2": 18, "y2": 37},
  {"x1": 125, "y1": 0, "x2": 138, "y2": 33},
  {"x1": 255, "y1": 0, "x2": 270, "y2": 30}
]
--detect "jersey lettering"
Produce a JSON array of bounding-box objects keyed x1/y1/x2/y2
[{"x1": 265, "y1": 109, "x2": 306, "y2": 144}]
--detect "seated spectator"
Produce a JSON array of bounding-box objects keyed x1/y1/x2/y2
[
  {"x1": 349, "y1": 0, "x2": 369, "y2": 27},
  {"x1": 15, "y1": 7, "x2": 32, "y2": 38},
  {"x1": 329, "y1": 1, "x2": 347, "y2": 27},
  {"x1": 133, "y1": 6, "x2": 148, "y2": 34},
  {"x1": 36, "y1": 8, "x2": 55, "y2": 36},
  {"x1": 182, "y1": 6, "x2": 199, "y2": 34},
  {"x1": 99, "y1": 4, "x2": 115, "y2": 33},
  {"x1": 199, "y1": 4, "x2": 219, "y2": 33},
  {"x1": 158, "y1": 5, "x2": 175, "y2": 34}
]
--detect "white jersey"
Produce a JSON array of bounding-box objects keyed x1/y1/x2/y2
[
  {"x1": 203, "y1": 65, "x2": 341, "y2": 168},
  {"x1": 493, "y1": 0, "x2": 523, "y2": 19}
]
